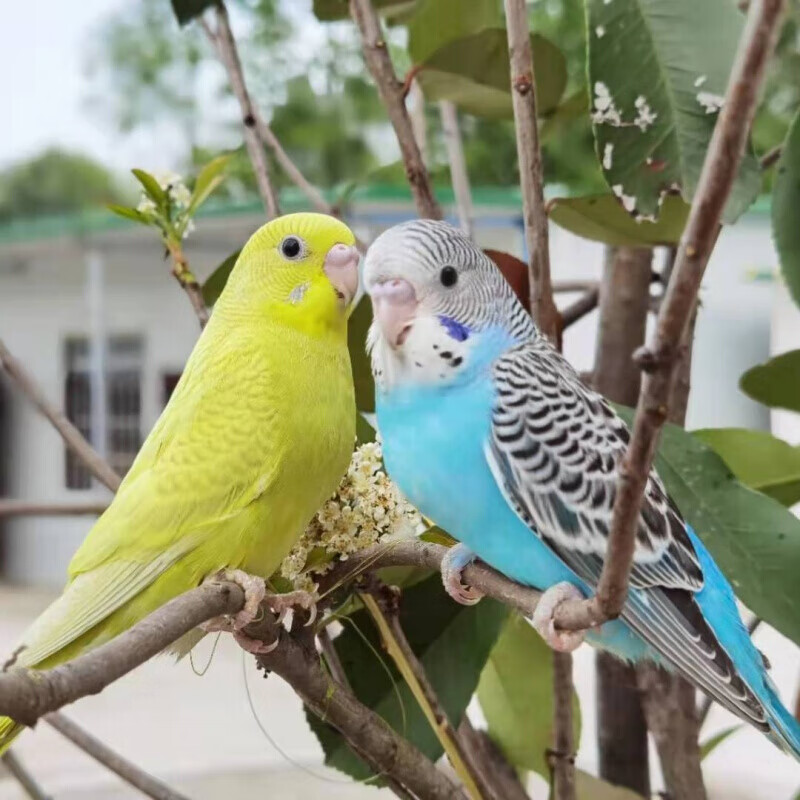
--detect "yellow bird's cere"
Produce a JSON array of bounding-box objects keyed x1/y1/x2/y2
[{"x1": 0, "y1": 212, "x2": 358, "y2": 753}]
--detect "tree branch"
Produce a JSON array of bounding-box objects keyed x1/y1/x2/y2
[
  {"x1": 165, "y1": 240, "x2": 210, "y2": 328},
  {"x1": 362, "y1": 585, "x2": 487, "y2": 800},
  {"x1": 503, "y1": 0, "x2": 559, "y2": 342},
  {"x1": 206, "y1": 2, "x2": 280, "y2": 218},
  {"x1": 0, "y1": 581, "x2": 243, "y2": 726},
  {"x1": 45, "y1": 712, "x2": 189, "y2": 800},
  {"x1": 1, "y1": 751, "x2": 51, "y2": 800},
  {"x1": 349, "y1": 0, "x2": 442, "y2": 220},
  {"x1": 0, "y1": 338, "x2": 121, "y2": 492},
  {"x1": 439, "y1": 100, "x2": 474, "y2": 237},
  {"x1": 0, "y1": 500, "x2": 109, "y2": 518},
  {"x1": 549, "y1": 652, "x2": 576, "y2": 800},
  {"x1": 551, "y1": 0, "x2": 785, "y2": 633},
  {"x1": 560, "y1": 288, "x2": 599, "y2": 329}
]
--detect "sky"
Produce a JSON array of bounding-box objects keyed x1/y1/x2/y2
[{"x1": 2, "y1": 0, "x2": 182, "y2": 173}]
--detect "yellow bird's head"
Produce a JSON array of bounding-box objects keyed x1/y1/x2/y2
[{"x1": 216, "y1": 212, "x2": 359, "y2": 335}]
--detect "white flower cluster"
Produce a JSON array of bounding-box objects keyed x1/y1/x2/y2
[
  {"x1": 280, "y1": 440, "x2": 424, "y2": 593},
  {"x1": 136, "y1": 170, "x2": 195, "y2": 238}
]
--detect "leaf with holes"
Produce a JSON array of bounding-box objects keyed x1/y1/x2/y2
[
  {"x1": 587, "y1": 0, "x2": 760, "y2": 222},
  {"x1": 477, "y1": 613, "x2": 581, "y2": 776},
  {"x1": 695, "y1": 428, "x2": 800, "y2": 508},
  {"x1": 201, "y1": 249, "x2": 240, "y2": 307},
  {"x1": 548, "y1": 193, "x2": 689, "y2": 246},
  {"x1": 616, "y1": 407, "x2": 800, "y2": 648},
  {"x1": 740, "y1": 350, "x2": 800, "y2": 414},
  {"x1": 307, "y1": 575, "x2": 508, "y2": 782},
  {"x1": 348, "y1": 295, "x2": 376, "y2": 413}
]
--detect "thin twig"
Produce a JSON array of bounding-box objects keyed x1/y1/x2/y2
[
  {"x1": 553, "y1": 280, "x2": 599, "y2": 294},
  {"x1": 45, "y1": 713, "x2": 189, "y2": 800},
  {"x1": 362, "y1": 586, "x2": 486, "y2": 800},
  {"x1": 560, "y1": 288, "x2": 600, "y2": 329},
  {"x1": 549, "y1": 652, "x2": 577, "y2": 800},
  {"x1": 1, "y1": 751, "x2": 52, "y2": 800},
  {"x1": 503, "y1": 0, "x2": 559, "y2": 342},
  {"x1": 760, "y1": 143, "x2": 782, "y2": 170},
  {"x1": 165, "y1": 240, "x2": 210, "y2": 328},
  {"x1": 349, "y1": 0, "x2": 442, "y2": 219},
  {"x1": 207, "y1": 2, "x2": 280, "y2": 218},
  {"x1": 439, "y1": 100, "x2": 474, "y2": 237},
  {"x1": 550, "y1": 0, "x2": 785, "y2": 634},
  {"x1": 0, "y1": 338, "x2": 121, "y2": 492},
  {"x1": 0, "y1": 581, "x2": 243, "y2": 725},
  {"x1": 0, "y1": 500, "x2": 108, "y2": 518}
]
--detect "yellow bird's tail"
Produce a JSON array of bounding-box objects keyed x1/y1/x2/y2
[{"x1": 0, "y1": 717, "x2": 24, "y2": 757}]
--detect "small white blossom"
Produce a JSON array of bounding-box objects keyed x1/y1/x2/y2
[
  {"x1": 137, "y1": 197, "x2": 157, "y2": 215},
  {"x1": 694, "y1": 75, "x2": 708, "y2": 88},
  {"x1": 697, "y1": 91, "x2": 724, "y2": 114},
  {"x1": 595, "y1": 25, "x2": 606, "y2": 38},
  {"x1": 169, "y1": 182, "x2": 192, "y2": 208},
  {"x1": 280, "y1": 440, "x2": 424, "y2": 593},
  {"x1": 152, "y1": 170, "x2": 182, "y2": 190}
]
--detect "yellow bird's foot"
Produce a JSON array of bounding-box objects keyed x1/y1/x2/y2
[
  {"x1": 267, "y1": 590, "x2": 318, "y2": 628},
  {"x1": 532, "y1": 582, "x2": 587, "y2": 653},
  {"x1": 200, "y1": 569, "x2": 267, "y2": 634}
]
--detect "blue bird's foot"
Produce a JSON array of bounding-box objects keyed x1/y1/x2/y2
[
  {"x1": 441, "y1": 543, "x2": 484, "y2": 606},
  {"x1": 533, "y1": 582, "x2": 587, "y2": 653}
]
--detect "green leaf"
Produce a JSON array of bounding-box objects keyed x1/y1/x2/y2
[
  {"x1": 347, "y1": 295, "x2": 376, "y2": 414},
  {"x1": 478, "y1": 613, "x2": 580, "y2": 776},
  {"x1": 700, "y1": 725, "x2": 741, "y2": 760},
  {"x1": 313, "y1": 0, "x2": 417, "y2": 22},
  {"x1": 201, "y1": 249, "x2": 240, "y2": 307},
  {"x1": 740, "y1": 350, "x2": 800, "y2": 414},
  {"x1": 416, "y1": 30, "x2": 567, "y2": 118},
  {"x1": 587, "y1": 0, "x2": 760, "y2": 223},
  {"x1": 576, "y1": 771, "x2": 645, "y2": 799},
  {"x1": 772, "y1": 109, "x2": 800, "y2": 311},
  {"x1": 169, "y1": 0, "x2": 216, "y2": 26},
  {"x1": 616, "y1": 408, "x2": 800, "y2": 648},
  {"x1": 107, "y1": 204, "x2": 151, "y2": 226},
  {"x1": 188, "y1": 155, "x2": 230, "y2": 216},
  {"x1": 694, "y1": 428, "x2": 800, "y2": 507},
  {"x1": 131, "y1": 169, "x2": 167, "y2": 209},
  {"x1": 308, "y1": 575, "x2": 508, "y2": 782},
  {"x1": 548, "y1": 193, "x2": 689, "y2": 246}
]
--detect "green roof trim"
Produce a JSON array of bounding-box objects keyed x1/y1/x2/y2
[{"x1": 0, "y1": 182, "x2": 772, "y2": 247}]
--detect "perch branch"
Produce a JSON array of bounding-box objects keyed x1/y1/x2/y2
[
  {"x1": 349, "y1": 0, "x2": 442, "y2": 219},
  {"x1": 362, "y1": 586, "x2": 486, "y2": 800},
  {"x1": 560, "y1": 288, "x2": 600, "y2": 329},
  {"x1": 503, "y1": 0, "x2": 559, "y2": 342},
  {"x1": 1, "y1": 751, "x2": 51, "y2": 800},
  {"x1": 0, "y1": 338, "x2": 121, "y2": 492},
  {"x1": 0, "y1": 500, "x2": 109, "y2": 518},
  {"x1": 207, "y1": 2, "x2": 280, "y2": 218},
  {"x1": 550, "y1": 0, "x2": 785, "y2": 634},
  {"x1": 439, "y1": 100, "x2": 474, "y2": 237},
  {"x1": 45, "y1": 713, "x2": 189, "y2": 800}
]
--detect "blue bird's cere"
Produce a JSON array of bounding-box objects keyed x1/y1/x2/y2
[{"x1": 363, "y1": 219, "x2": 800, "y2": 761}]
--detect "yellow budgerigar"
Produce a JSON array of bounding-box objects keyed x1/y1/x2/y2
[{"x1": 0, "y1": 212, "x2": 359, "y2": 752}]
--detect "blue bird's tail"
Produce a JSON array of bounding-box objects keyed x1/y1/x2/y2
[{"x1": 763, "y1": 681, "x2": 800, "y2": 761}]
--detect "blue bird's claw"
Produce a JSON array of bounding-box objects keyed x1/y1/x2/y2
[
  {"x1": 533, "y1": 582, "x2": 587, "y2": 653},
  {"x1": 441, "y1": 543, "x2": 484, "y2": 606}
]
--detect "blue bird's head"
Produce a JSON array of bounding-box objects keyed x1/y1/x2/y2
[{"x1": 363, "y1": 220, "x2": 535, "y2": 394}]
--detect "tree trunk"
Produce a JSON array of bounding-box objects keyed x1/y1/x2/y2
[{"x1": 592, "y1": 246, "x2": 653, "y2": 797}]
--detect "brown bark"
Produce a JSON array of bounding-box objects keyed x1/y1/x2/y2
[
  {"x1": 549, "y1": 652, "x2": 577, "y2": 800},
  {"x1": 592, "y1": 246, "x2": 653, "y2": 797}
]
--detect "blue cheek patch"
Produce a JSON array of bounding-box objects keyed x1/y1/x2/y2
[{"x1": 437, "y1": 315, "x2": 470, "y2": 342}]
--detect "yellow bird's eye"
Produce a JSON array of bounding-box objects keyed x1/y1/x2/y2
[{"x1": 280, "y1": 235, "x2": 305, "y2": 260}]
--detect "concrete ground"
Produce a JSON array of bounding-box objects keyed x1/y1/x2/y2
[{"x1": 0, "y1": 584, "x2": 797, "y2": 799}]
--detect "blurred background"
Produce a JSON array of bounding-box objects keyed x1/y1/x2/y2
[{"x1": 1, "y1": 0, "x2": 798, "y2": 798}]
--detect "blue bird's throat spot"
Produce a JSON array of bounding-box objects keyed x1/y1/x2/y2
[{"x1": 437, "y1": 315, "x2": 470, "y2": 342}]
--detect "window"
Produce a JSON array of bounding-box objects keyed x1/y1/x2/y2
[{"x1": 64, "y1": 336, "x2": 143, "y2": 489}]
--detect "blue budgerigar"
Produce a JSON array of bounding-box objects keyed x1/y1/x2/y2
[{"x1": 363, "y1": 219, "x2": 800, "y2": 759}]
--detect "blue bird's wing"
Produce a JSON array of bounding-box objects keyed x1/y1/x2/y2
[{"x1": 486, "y1": 339, "x2": 769, "y2": 732}]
